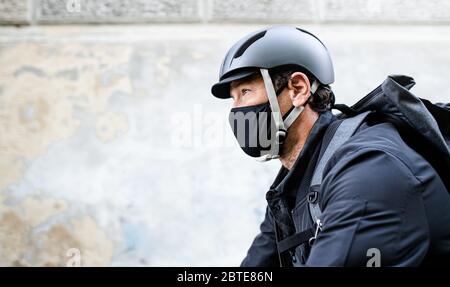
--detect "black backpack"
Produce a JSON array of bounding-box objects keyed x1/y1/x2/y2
[
  {"x1": 333, "y1": 74, "x2": 450, "y2": 193},
  {"x1": 277, "y1": 75, "x2": 450, "y2": 263}
]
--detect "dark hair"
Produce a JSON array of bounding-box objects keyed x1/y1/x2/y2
[{"x1": 270, "y1": 67, "x2": 335, "y2": 113}]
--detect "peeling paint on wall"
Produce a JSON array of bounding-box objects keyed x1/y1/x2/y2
[
  {"x1": 0, "y1": 42, "x2": 130, "y2": 266},
  {"x1": 0, "y1": 43, "x2": 132, "y2": 189},
  {"x1": 0, "y1": 196, "x2": 113, "y2": 266}
]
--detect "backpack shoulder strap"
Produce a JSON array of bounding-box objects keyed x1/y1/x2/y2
[
  {"x1": 275, "y1": 111, "x2": 372, "y2": 258},
  {"x1": 308, "y1": 111, "x2": 372, "y2": 223}
]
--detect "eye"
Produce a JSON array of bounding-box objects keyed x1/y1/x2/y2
[{"x1": 241, "y1": 88, "x2": 251, "y2": 96}]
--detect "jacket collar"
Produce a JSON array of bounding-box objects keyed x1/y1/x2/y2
[{"x1": 267, "y1": 111, "x2": 336, "y2": 199}]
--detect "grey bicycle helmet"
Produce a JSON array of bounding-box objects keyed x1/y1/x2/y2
[{"x1": 211, "y1": 25, "x2": 334, "y2": 99}]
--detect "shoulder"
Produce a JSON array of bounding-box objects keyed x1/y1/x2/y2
[
  {"x1": 324, "y1": 119, "x2": 424, "y2": 181},
  {"x1": 319, "y1": 120, "x2": 424, "y2": 208}
]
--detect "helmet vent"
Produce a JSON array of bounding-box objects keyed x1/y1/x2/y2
[
  {"x1": 233, "y1": 31, "x2": 267, "y2": 59},
  {"x1": 296, "y1": 28, "x2": 326, "y2": 48}
]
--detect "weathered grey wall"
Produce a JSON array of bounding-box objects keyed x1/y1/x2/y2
[
  {"x1": 3, "y1": 0, "x2": 450, "y2": 24},
  {"x1": 0, "y1": 1, "x2": 449, "y2": 266}
]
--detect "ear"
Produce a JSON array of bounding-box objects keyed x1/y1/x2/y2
[{"x1": 287, "y1": 72, "x2": 311, "y2": 108}]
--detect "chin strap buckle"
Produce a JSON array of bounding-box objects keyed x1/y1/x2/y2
[{"x1": 275, "y1": 129, "x2": 286, "y2": 145}]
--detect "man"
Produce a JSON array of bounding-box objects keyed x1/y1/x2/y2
[{"x1": 211, "y1": 26, "x2": 450, "y2": 266}]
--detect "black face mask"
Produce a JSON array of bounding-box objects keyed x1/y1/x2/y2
[
  {"x1": 228, "y1": 102, "x2": 285, "y2": 158},
  {"x1": 227, "y1": 68, "x2": 317, "y2": 160}
]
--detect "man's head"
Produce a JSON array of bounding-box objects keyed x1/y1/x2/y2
[{"x1": 211, "y1": 26, "x2": 335, "y2": 161}]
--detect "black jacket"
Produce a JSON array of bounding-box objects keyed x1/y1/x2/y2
[{"x1": 241, "y1": 111, "x2": 450, "y2": 267}]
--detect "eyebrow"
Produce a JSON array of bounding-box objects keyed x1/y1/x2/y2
[
  {"x1": 231, "y1": 74, "x2": 257, "y2": 88},
  {"x1": 230, "y1": 79, "x2": 246, "y2": 88}
]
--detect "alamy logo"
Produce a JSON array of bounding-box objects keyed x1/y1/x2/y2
[
  {"x1": 366, "y1": 248, "x2": 381, "y2": 267},
  {"x1": 66, "y1": 248, "x2": 81, "y2": 267}
]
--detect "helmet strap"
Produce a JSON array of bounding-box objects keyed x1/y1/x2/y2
[{"x1": 258, "y1": 68, "x2": 319, "y2": 161}]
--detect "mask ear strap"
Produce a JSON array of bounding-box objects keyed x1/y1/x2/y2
[
  {"x1": 260, "y1": 69, "x2": 286, "y2": 145},
  {"x1": 283, "y1": 80, "x2": 319, "y2": 129},
  {"x1": 258, "y1": 69, "x2": 320, "y2": 162}
]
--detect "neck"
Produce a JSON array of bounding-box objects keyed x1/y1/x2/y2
[{"x1": 279, "y1": 105, "x2": 319, "y2": 170}]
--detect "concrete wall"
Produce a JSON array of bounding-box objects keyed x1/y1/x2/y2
[
  {"x1": 0, "y1": 1, "x2": 449, "y2": 266},
  {"x1": 3, "y1": 0, "x2": 450, "y2": 24}
]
